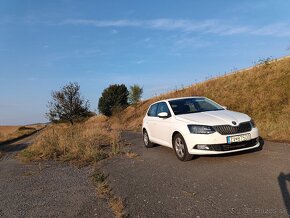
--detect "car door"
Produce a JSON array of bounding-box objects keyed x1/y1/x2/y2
[
  {"x1": 153, "y1": 102, "x2": 174, "y2": 147},
  {"x1": 145, "y1": 103, "x2": 159, "y2": 142}
]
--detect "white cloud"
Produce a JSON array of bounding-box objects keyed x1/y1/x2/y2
[
  {"x1": 136, "y1": 60, "x2": 145, "y2": 64},
  {"x1": 221, "y1": 27, "x2": 250, "y2": 35},
  {"x1": 27, "y1": 77, "x2": 38, "y2": 81},
  {"x1": 112, "y1": 29, "x2": 119, "y2": 34},
  {"x1": 175, "y1": 36, "x2": 213, "y2": 48},
  {"x1": 60, "y1": 19, "x2": 142, "y2": 27},
  {"x1": 60, "y1": 18, "x2": 245, "y2": 35},
  {"x1": 251, "y1": 22, "x2": 290, "y2": 37},
  {"x1": 60, "y1": 18, "x2": 290, "y2": 37},
  {"x1": 144, "y1": 37, "x2": 151, "y2": 42}
]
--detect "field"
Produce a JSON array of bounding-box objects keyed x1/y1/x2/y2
[
  {"x1": 0, "y1": 124, "x2": 46, "y2": 144},
  {"x1": 111, "y1": 56, "x2": 290, "y2": 142}
]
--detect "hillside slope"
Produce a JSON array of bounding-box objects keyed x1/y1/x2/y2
[{"x1": 113, "y1": 56, "x2": 290, "y2": 142}]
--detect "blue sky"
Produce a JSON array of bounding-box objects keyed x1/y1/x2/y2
[{"x1": 1, "y1": 0, "x2": 290, "y2": 125}]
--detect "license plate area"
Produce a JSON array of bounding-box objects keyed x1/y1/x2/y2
[{"x1": 227, "y1": 133, "x2": 251, "y2": 144}]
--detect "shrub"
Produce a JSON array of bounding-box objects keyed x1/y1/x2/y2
[
  {"x1": 98, "y1": 84, "x2": 129, "y2": 116},
  {"x1": 18, "y1": 126, "x2": 36, "y2": 131}
]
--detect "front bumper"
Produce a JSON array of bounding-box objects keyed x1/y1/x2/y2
[{"x1": 184, "y1": 127, "x2": 260, "y2": 155}]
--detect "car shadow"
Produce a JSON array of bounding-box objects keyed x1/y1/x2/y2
[{"x1": 278, "y1": 172, "x2": 290, "y2": 216}]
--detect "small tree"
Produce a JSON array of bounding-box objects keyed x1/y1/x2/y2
[
  {"x1": 98, "y1": 84, "x2": 129, "y2": 116},
  {"x1": 128, "y1": 84, "x2": 143, "y2": 105},
  {"x1": 46, "y1": 82, "x2": 90, "y2": 125}
]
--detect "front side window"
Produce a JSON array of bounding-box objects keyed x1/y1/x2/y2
[
  {"x1": 156, "y1": 102, "x2": 171, "y2": 116},
  {"x1": 147, "y1": 103, "x2": 158, "y2": 117},
  {"x1": 169, "y1": 98, "x2": 224, "y2": 115}
]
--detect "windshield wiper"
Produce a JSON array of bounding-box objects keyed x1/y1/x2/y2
[{"x1": 200, "y1": 109, "x2": 225, "y2": 112}]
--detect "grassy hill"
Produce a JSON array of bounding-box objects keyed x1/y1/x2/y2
[{"x1": 113, "y1": 56, "x2": 290, "y2": 142}]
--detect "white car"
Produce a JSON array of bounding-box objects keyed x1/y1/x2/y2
[{"x1": 142, "y1": 97, "x2": 260, "y2": 161}]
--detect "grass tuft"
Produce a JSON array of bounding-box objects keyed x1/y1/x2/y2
[
  {"x1": 92, "y1": 171, "x2": 106, "y2": 183},
  {"x1": 109, "y1": 197, "x2": 125, "y2": 218},
  {"x1": 125, "y1": 151, "x2": 139, "y2": 159}
]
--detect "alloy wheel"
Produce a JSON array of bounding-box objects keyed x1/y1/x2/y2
[{"x1": 175, "y1": 137, "x2": 185, "y2": 158}]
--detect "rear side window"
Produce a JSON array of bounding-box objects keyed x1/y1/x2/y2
[{"x1": 147, "y1": 103, "x2": 158, "y2": 117}]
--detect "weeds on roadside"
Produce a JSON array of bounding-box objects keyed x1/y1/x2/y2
[
  {"x1": 92, "y1": 170, "x2": 126, "y2": 218},
  {"x1": 109, "y1": 197, "x2": 125, "y2": 218},
  {"x1": 92, "y1": 171, "x2": 106, "y2": 183},
  {"x1": 19, "y1": 117, "x2": 122, "y2": 165},
  {"x1": 125, "y1": 151, "x2": 139, "y2": 159}
]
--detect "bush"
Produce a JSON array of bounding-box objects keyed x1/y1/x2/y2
[
  {"x1": 18, "y1": 126, "x2": 36, "y2": 131},
  {"x1": 98, "y1": 84, "x2": 129, "y2": 116}
]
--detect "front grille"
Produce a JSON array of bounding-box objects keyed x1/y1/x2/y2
[
  {"x1": 209, "y1": 138, "x2": 258, "y2": 151},
  {"x1": 213, "y1": 122, "x2": 252, "y2": 135}
]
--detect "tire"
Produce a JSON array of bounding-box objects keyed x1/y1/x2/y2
[
  {"x1": 143, "y1": 130, "x2": 154, "y2": 148},
  {"x1": 173, "y1": 133, "x2": 193, "y2": 161}
]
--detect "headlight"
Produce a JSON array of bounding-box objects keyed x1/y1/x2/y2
[
  {"x1": 250, "y1": 119, "x2": 256, "y2": 128},
  {"x1": 188, "y1": 125, "x2": 215, "y2": 134}
]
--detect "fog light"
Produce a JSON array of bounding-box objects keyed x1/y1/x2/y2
[{"x1": 196, "y1": 145, "x2": 210, "y2": 150}]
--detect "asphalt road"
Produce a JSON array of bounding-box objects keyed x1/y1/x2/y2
[
  {"x1": 102, "y1": 132, "x2": 290, "y2": 218},
  {"x1": 0, "y1": 135, "x2": 112, "y2": 218},
  {"x1": 1, "y1": 132, "x2": 289, "y2": 218}
]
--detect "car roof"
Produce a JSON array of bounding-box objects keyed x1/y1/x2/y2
[{"x1": 153, "y1": 96, "x2": 205, "y2": 104}]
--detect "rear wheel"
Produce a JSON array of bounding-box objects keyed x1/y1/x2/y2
[
  {"x1": 143, "y1": 130, "x2": 154, "y2": 148},
  {"x1": 173, "y1": 133, "x2": 193, "y2": 161}
]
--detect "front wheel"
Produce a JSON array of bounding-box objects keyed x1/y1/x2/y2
[
  {"x1": 143, "y1": 130, "x2": 154, "y2": 148},
  {"x1": 173, "y1": 133, "x2": 193, "y2": 161}
]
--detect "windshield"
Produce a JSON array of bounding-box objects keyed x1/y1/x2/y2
[{"x1": 169, "y1": 98, "x2": 224, "y2": 115}]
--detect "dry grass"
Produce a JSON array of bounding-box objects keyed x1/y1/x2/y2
[
  {"x1": 0, "y1": 124, "x2": 45, "y2": 144},
  {"x1": 18, "y1": 117, "x2": 127, "y2": 216},
  {"x1": 111, "y1": 56, "x2": 290, "y2": 142},
  {"x1": 96, "y1": 182, "x2": 111, "y2": 198},
  {"x1": 92, "y1": 170, "x2": 126, "y2": 217},
  {"x1": 109, "y1": 197, "x2": 125, "y2": 218},
  {"x1": 92, "y1": 171, "x2": 111, "y2": 198},
  {"x1": 19, "y1": 117, "x2": 122, "y2": 165},
  {"x1": 125, "y1": 151, "x2": 139, "y2": 159},
  {"x1": 0, "y1": 126, "x2": 20, "y2": 135}
]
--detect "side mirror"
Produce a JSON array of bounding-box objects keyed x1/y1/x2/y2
[
  {"x1": 158, "y1": 112, "x2": 170, "y2": 118},
  {"x1": 222, "y1": 106, "x2": 227, "y2": 110}
]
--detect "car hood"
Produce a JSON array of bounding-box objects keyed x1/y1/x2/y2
[{"x1": 175, "y1": 110, "x2": 250, "y2": 126}]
